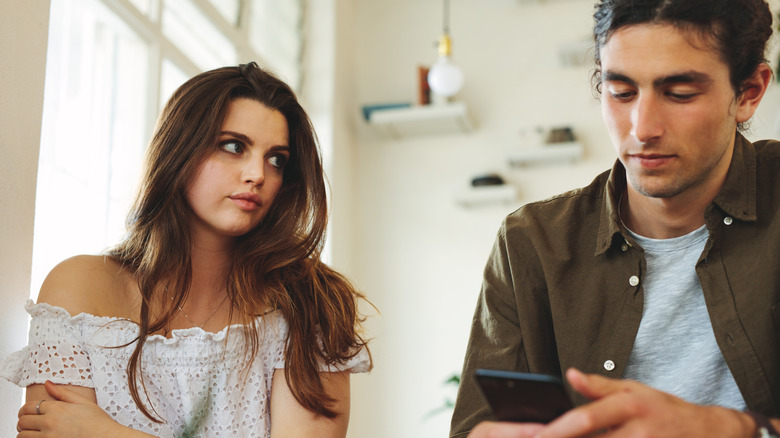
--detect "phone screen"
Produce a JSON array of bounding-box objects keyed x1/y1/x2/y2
[{"x1": 474, "y1": 369, "x2": 573, "y2": 423}]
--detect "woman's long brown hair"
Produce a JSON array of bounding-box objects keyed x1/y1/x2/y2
[{"x1": 107, "y1": 62, "x2": 371, "y2": 421}]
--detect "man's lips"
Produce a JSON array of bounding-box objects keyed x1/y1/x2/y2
[
  {"x1": 229, "y1": 192, "x2": 262, "y2": 210},
  {"x1": 628, "y1": 153, "x2": 675, "y2": 169}
]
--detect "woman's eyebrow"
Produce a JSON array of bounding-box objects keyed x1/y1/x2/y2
[{"x1": 219, "y1": 131, "x2": 253, "y2": 145}]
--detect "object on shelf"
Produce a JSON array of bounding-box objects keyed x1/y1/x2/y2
[
  {"x1": 508, "y1": 141, "x2": 584, "y2": 167},
  {"x1": 455, "y1": 183, "x2": 518, "y2": 208},
  {"x1": 418, "y1": 66, "x2": 431, "y2": 105},
  {"x1": 545, "y1": 126, "x2": 575, "y2": 144},
  {"x1": 366, "y1": 102, "x2": 473, "y2": 138},
  {"x1": 471, "y1": 173, "x2": 505, "y2": 187},
  {"x1": 361, "y1": 102, "x2": 412, "y2": 121},
  {"x1": 557, "y1": 39, "x2": 592, "y2": 68}
]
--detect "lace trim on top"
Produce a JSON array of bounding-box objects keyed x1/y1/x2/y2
[{"x1": 0, "y1": 300, "x2": 370, "y2": 438}]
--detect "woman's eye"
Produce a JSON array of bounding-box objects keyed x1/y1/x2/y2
[
  {"x1": 220, "y1": 141, "x2": 243, "y2": 154},
  {"x1": 268, "y1": 154, "x2": 287, "y2": 169}
]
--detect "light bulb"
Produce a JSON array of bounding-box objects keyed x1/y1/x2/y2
[
  {"x1": 428, "y1": 55, "x2": 464, "y2": 98},
  {"x1": 427, "y1": 33, "x2": 464, "y2": 101}
]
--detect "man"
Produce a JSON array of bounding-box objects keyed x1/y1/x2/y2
[{"x1": 450, "y1": 0, "x2": 779, "y2": 437}]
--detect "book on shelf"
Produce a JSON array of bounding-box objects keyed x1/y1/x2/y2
[{"x1": 361, "y1": 102, "x2": 412, "y2": 121}]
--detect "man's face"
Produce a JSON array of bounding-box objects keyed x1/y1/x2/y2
[{"x1": 600, "y1": 23, "x2": 740, "y2": 200}]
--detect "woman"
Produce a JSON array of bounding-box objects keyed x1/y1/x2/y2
[{"x1": 2, "y1": 62, "x2": 371, "y2": 437}]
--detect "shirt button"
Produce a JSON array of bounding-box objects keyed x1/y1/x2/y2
[
  {"x1": 629, "y1": 275, "x2": 639, "y2": 286},
  {"x1": 723, "y1": 216, "x2": 733, "y2": 225},
  {"x1": 621, "y1": 243, "x2": 629, "y2": 252},
  {"x1": 603, "y1": 360, "x2": 615, "y2": 371}
]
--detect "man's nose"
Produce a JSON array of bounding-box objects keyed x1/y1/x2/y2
[{"x1": 630, "y1": 93, "x2": 663, "y2": 143}]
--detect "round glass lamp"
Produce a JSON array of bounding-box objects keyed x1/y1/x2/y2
[{"x1": 428, "y1": 34, "x2": 464, "y2": 101}]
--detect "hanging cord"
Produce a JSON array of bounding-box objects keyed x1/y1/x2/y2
[{"x1": 443, "y1": 0, "x2": 450, "y2": 34}]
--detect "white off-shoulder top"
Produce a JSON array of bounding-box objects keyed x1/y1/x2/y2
[{"x1": 0, "y1": 300, "x2": 370, "y2": 437}]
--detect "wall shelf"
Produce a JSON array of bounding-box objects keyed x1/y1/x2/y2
[
  {"x1": 508, "y1": 141, "x2": 583, "y2": 167},
  {"x1": 366, "y1": 102, "x2": 473, "y2": 139},
  {"x1": 455, "y1": 184, "x2": 518, "y2": 208}
]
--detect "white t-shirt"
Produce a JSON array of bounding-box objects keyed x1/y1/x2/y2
[
  {"x1": 1, "y1": 300, "x2": 370, "y2": 437},
  {"x1": 623, "y1": 225, "x2": 745, "y2": 410}
]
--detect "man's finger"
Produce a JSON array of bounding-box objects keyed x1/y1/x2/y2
[
  {"x1": 538, "y1": 390, "x2": 637, "y2": 438},
  {"x1": 469, "y1": 421, "x2": 544, "y2": 438},
  {"x1": 565, "y1": 368, "x2": 634, "y2": 401}
]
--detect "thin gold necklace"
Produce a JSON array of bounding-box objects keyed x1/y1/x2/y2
[{"x1": 166, "y1": 290, "x2": 229, "y2": 329}]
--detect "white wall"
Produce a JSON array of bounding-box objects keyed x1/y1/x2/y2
[
  {"x1": 300, "y1": 3, "x2": 373, "y2": 438},
  {"x1": 344, "y1": 1, "x2": 613, "y2": 437},
  {"x1": 339, "y1": 1, "x2": 780, "y2": 437},
  {"x1": 0, "y1": 0, "x2": 50, "y2": 433}
]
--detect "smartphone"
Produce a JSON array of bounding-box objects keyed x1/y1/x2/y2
[{"x1": 474, "y1": 368, "x2": 573, "y2": 423}]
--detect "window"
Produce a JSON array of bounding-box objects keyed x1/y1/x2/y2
[{"x1": 31, "y1": 0, "x2": 305, "y2": 299}]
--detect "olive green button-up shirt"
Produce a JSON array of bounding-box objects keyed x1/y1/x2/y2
[{"x1": 450, "y1": 134, "x2": 780, "y2": 437}]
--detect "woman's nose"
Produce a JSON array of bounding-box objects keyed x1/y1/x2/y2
[{"x1": 242, "y1": 158, "x2": 264, "y2": 186}]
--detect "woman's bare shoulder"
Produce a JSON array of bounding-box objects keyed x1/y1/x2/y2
[{"x1": 36, "y1": 255, "x2": 137, "y2": 317}]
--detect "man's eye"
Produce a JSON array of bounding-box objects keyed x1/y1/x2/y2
[
  {"x1": 220, "y1": 141, "x2": 243, "y2": 154},
  {"x1": 269, "y1": 154, "x2": 287, "y2": 169},
  {"x1": 609, "y1": 90, "x2": 635, "y2": 101},
  {"x1": 667, "y1": 92, "x2": 698, "y2": 102}
]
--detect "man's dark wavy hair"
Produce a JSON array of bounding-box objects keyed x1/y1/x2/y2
[{"x1": 591, "y1": 0, "x2": 775, "y2": 95}]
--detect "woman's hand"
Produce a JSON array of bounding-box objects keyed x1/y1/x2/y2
[{"x1": 17, "y1": 381, "x2": 154, "y2": 438}]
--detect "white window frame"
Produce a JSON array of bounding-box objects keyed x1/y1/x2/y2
[{"x1": 31, "y1": 0, "x2": 305, "y2": 299}]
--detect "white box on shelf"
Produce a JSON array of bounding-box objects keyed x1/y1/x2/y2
[
  {"x1": 508, "y1": 141, "x2": 583, "y2": 167},
  {"x1": 455, "y1": 184, "x2": 518, "y2": 208}
]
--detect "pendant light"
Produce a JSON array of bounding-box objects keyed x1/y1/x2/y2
[{"x1": 427, "y1": 0, "x2": 464, "y2": 103}]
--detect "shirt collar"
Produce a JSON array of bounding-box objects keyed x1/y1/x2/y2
[
  {"x1": 595, "y1": 159, "x2": 628, "y2": 256},
  {"x1": 712, "y1": 133, "x2": 757, "y2": 222},
  {"x1": 594, "y1": 132, "x2": 757, "y2": 256}
]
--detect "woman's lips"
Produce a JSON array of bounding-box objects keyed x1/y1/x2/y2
[{"x1": 229, "y1": 193, "x2": 262, "y2": 211}]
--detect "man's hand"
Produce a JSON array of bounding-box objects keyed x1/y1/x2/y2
[
  {"x1": 467, "y1": 421, "x2": 545, "y2": 438},
  {"x1": 468, "y1": 368, "x2": 755, "y2": 438}
]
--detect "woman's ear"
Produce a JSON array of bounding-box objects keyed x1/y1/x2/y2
[{"x1": 735, "y1": 63, "x2": 773, "y2": 123}]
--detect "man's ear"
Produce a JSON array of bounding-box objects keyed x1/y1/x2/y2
[{"x1": 735, "y1": 63, "x2": 773, "y2": 123}]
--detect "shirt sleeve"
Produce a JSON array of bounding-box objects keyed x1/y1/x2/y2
[
  {"x1": 318, "y1": 345, "x2": 371, "y2": 374},
  {"x1": 272, "y1": 317, "x2": 372, "y2": 374},
  {"x1": 274, "y1": 346, "x2": 371, "y2": 374},
  {"x1": 0, "y1": 301, "x2": 94, "y2": 388},
  {"x1": 449, "y1": 218, "x2": 531, "y2": 438}
]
